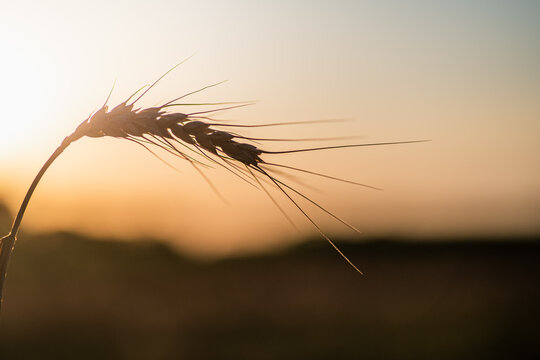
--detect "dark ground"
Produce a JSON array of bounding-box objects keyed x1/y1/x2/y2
[{"x1": 0, "y1": 231, "x2": 538, "y2": 360}]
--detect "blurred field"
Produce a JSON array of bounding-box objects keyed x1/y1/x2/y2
[{"x1": 0, "y1": 230, "x2": 538, "y2": 360}]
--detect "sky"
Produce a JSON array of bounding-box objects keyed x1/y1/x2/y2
[{"x1": 0, "y1": 0, "x2": 539, "y2": 257}]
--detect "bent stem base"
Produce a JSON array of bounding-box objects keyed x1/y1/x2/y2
[
  {"x1": 0, "y1": 135, "x2": 75, "y2": 316},
  {"x1": 0, "y1": 234, "x2": 16, "y2": 312}
]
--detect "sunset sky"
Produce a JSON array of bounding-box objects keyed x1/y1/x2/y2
[{"x1": 0, "y1": 0, "x2": 539, "y2": 257}]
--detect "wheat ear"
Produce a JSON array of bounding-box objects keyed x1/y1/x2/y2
[{"x1": 0, "y1": 61, "x2": 428, "y2": 314}]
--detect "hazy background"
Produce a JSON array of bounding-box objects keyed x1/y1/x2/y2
[
  {"x1": 1, "y1": 2, "x2": 540, "y2": 359},
  {"x1": 0, "y1": 208, "x2": 538, "y2": 359},
  {"x1": 0, "y1": 0, "x2": 539, "y2": 258}
]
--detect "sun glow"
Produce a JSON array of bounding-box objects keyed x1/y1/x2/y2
[
  {"x1": 0, "y1": 0, "x2": 538, "y2": 256},
  {"x1": 0, "y1": 32, "x2": 59, "y2": 156}
]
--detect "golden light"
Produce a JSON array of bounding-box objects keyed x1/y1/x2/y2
[
  {"x1": 0, "y1": 37, "x2": 47, "y2": 153},
  {"x1": 0, "y1": 0, "x2": 538, "y2": 258}
]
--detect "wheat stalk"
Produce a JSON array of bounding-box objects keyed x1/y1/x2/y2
[{"x1": 0, "y1": 60, "x2": 427, "y2": 313}]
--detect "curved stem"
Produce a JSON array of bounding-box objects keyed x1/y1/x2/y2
[{"x1": 0, "y1": 135, "x2": 76, "y2": 312}]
